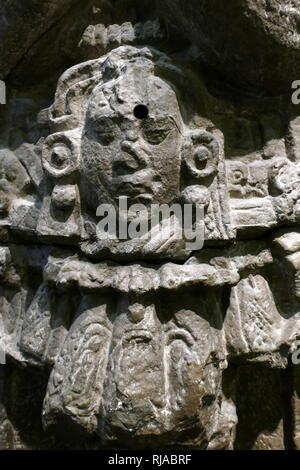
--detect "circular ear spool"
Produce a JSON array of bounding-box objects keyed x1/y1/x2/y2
[
  {"x1": 42, "y1": 130, "x2": 80, "y2": 178},
  {"x1": 182, "y1": 129, "x2": 219, "y2": 179}
]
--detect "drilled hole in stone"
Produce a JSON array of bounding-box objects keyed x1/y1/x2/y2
[{"x1": 133, "y1": 104, "x2": 149, "y2": 120}]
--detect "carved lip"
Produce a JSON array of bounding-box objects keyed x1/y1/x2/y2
[{"x1": 115, "y1": 180, "x2": 155, "y2": 202}]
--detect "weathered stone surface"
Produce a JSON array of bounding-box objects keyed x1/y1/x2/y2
[
  {"x1": 160, "y1": 0, "x2": 300, "y2": 94},
  {"x1": 1, "y1": 0, "x2": 300, "y2": 451}
]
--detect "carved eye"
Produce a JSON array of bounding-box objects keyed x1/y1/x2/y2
[
  {"x1": 142, "y1": 118, "x2": 173, "y2": 145},
  {"x1": 123, "y1": 330, "x2": 152, "y2": 346},
  {"x1": 167, "y1": 329, "x2": 194, "y2": 347}
]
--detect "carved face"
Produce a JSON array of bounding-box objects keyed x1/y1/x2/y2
[{"x1": 80, "y1": 67, "x2": 183, "y2": 210}]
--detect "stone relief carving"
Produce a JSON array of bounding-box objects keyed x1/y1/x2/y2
[
  {"x1": 1, "y1": 1, "x2": 300, "y2": 451},
  {"x1": 30, "y1": 46, "x2": 233, "y2": 261}
]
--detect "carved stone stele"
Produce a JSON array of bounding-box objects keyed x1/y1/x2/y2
[{"x1": 1, "y1": 1, "x2": 300, "y2": 450}]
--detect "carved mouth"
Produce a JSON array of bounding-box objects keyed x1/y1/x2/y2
[
  {"x1": 114, "y1": 168, "x2": 160, "y2": 202},
  {"x1": 120, "y1": 182, "x2": 145, "y2": 192},
  {"x1": 117, "y1": 182, "x2": 154, "y2": 203}
]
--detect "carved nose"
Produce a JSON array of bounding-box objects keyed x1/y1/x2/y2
[
  {"x1": 114, "y1": 141, "x2": 148, "y2": 178},
  {"x1": 121, "y1": 140, "x2": 137, "y2": 153},
  {"x1": 121, "y1": 141, "x2": 147, "y2": 166},
  {"x1": 124, "y1": 130, "x2": 139, "y2": 142}
]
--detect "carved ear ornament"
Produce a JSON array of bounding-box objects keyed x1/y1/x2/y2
[
  {"x1": 182, "y1": 129, "x2": 219, "y2": 179},
  {"x1": 42, "y1": 130, "x2": 81, "y2": 178}
]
